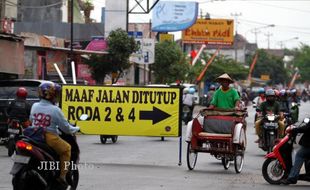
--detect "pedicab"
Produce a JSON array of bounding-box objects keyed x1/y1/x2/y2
[{"x1": 187, "y1": 108, "x2": 248, "y2": 173}]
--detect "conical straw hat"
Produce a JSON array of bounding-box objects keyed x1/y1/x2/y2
[{"x1": 216, "y1": 73, "x2": 234, "y2": 83}]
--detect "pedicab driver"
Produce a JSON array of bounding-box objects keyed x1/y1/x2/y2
[
  {"x1": 208, "y1": 73, "x2": 241, "y2": 110},
  {"x1": 185, "y1": 73, "x2": 240, "y2": 142}
]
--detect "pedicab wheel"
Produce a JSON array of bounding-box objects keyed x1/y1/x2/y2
[
  {"x1": 234, "y1": 148, "x2": 244, "y2": 173},
  {"x1": 221, "y1": 157, "x2": 231, "y2": 170},
  {"x1": 186, "y1": 142, "x2": 197, "y2": 170},
  {"x1": 100, "y1": 135, "x2": 107, "y2": 144},
  {"x1": 262, "y1": 158, "x2": 286, "y2": 184},
  {"x1": 111, "y1": 136, "x2": 118, "y2": 143},
  {"x1": 239, "y1": 127, "x2": 247, "y2": 150}
]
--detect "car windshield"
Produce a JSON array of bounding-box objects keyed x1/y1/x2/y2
[
  {"x1": 0, "y1": 80, "x2": 42, "y2": 99},
  {"x1": 0, "y1": 86, "x2": 38, "y2": 99}
]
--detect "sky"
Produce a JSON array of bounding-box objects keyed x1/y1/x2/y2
[{"x1": 90, "y1": 0, "x2": 310, "y2": 49}]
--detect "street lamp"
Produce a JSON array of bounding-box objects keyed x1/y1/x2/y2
[
  {"x1": 277, "y1": 37, "x2": 299, "y2": 49},
  {"x1": 250, "y1": 24, "x2": 275, "y2": 45}
]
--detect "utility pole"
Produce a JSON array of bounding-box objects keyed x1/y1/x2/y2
[
  {"x1": 68, "y1": 0, "x2": 74, "y2": 77},
  {"x1": 251, "y1": 24, "x2": 275, "y2": 47},
  {"x1": 0, "y1": 0, "x2": 5, "y2": 19},
  {"x1": 252, "y1": 28, "x2": 261, "y2": 45},
  {"x1": 231, "y1": 12, "x2": 242, "y2": 62},
  {"x1": 265, "y1": 32, "x2": 273, "y2": 49}
]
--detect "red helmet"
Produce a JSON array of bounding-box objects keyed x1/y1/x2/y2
[{"x1": 16, "y1": 87, "x2": 28, "y2": 99}]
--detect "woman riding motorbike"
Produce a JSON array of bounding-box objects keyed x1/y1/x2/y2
[{"x1": 29, "y1": 82, "x2": 80, "y2": 186}]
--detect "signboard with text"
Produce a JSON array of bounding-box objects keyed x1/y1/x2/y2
[
  {"x1": 128, "y1": 31, "x2": 143, "y2": 39},
  {"x1": 61, "y1": 85, "x2": 182, "y2": 137},
  {"x1": 130, "y1": 38, "x2": 155, "y2": 64},
  {"x1": 152, "y1": 1, "x2": 198, "y2": 32},
  {"x1": 159, "y1": 34, "x2": 174, "y2": 42},
  {"x1": 182, "y1": 19, "x2": 234, "y2": 45}
]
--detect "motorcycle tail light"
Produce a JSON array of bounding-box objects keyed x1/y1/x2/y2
[
  {"x1": 16, "y1": 141, "x2": 33, "y2": 151},
  {"x1": 12, "y1": 122, "x2": 20, "y2": 128}
]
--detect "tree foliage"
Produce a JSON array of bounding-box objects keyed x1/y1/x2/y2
[
  {"x1": 186, "y1": 52, "x2": 248, "y2": 83},
  {"x1": 153, "y1": 41, "x2": 189, "y2": 83},
  {"x1": 291, "y1": 44, "x2": 310, "y2": 82},
  {"x1": 250, "y1": 49, "x2": 289, "y2": 85},
  {"x1": 84, "y1": 28, "x2": 138, "y2": 84}
]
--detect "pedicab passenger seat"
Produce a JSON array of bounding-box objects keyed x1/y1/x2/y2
[{"x1": 195, "y1": 109, "x2": 247, "y2": 141}]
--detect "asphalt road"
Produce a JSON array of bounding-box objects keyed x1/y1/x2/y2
[{"x1": 0, "y1": 102, "x2": 309, "y2": 189}]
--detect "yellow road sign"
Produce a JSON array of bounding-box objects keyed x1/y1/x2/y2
[
  {"x1": 260, "y1": 74, "x2": 270, "y2": 81},
  {"x1": 61, "y1": 85, "x2": 181, "y2": 137},
  {"x1": 159, "y1": 34, "x2": 174, "y2": 42}
]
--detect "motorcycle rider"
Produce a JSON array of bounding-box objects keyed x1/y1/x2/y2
[
  {"x1": 183, "y1": 88, "x2": 195, "y2": 124},
  {"x1": 209, "y1": 73, "x2": 240, "y2": 110},
  {"x1": 29, "y1": 82, "x2": 79, "y2": 186},
  {"x1": 281, "y1": 120, "x2": 310, "y2": 185},
  {"x1": 254, "y1": 89, "x2": 285, "y2": 143},
  {"x1": 289, "y1": 88, "x2": 300, "y2": 104},
  {"x1": 252, "y1": 87, "x2": 266, "y2": 108},
  {"x1": 6, "y1": 87, "x2": 32, "y2": 127},
  {"x1": 204, "y1": 84, "x2": 216, "y2": 107},
  {"x1": 278, "y1": 89, "x2": 290, "y2": 114}
]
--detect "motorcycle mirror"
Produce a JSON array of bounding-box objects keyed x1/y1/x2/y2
[
  {"x1": 79, "y1": 114, "x2": 88, "y2": 121},
  {"x1": 303, "y1": 118, "x2": 310, "y2": 124}
]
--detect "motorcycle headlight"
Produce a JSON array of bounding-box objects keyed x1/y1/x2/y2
[{"x1": 267, "y1": 115, "x2": 275, "y2": 121}]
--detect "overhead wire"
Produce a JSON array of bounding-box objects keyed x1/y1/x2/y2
[{"x1": 247, "y1": 2, "x2": 310, "y2": 13}]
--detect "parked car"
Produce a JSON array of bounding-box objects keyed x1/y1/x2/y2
[{"x1": 0, "y1": 79, "x2": 47, "y2": 141}]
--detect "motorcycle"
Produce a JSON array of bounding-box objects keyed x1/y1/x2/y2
[
  {"x1": 262, "y1": 118, "x2": 310, "y2": 184},
  {"x1": 10, "y1": 114, "x2": 87, "y2": 190},
  {"x1": 200, "y1": 94, "x2": 209, "y2": 107},
  {"x1": 6, "y1": 119, "x2": 28, "y2": 157},
  {"x1": 182, "y1": 105, "x2": 192, "y2": 125},
  {"x1": 290, "y1": 102, "x2": 299, "y2": 124},
  {"x1": 259, "y1": 113, "x2": 280, "y2": 153}
]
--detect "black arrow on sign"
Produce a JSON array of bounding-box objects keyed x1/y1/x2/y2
[{"x1": 140, "y1": 106, "x2": 171, "y2": 124}]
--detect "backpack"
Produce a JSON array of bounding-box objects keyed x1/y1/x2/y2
[{"x1": 23, "y1": 126, "x2": 46, "y2": 143}]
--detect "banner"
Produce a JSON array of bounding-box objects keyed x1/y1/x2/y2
[
  {"x1": 182, "y1": 19, "x2": 234, "y2": 45},
  {"x1": 152, "y1": 1, "x2": 198, "y2": 32},
  {"x1": 61, "y1": 85, "x2": 182, "y2": 137}
]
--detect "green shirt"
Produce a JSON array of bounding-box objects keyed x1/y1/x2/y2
[{"x1": 210, "y1": 87, "x2": 240, "y2": 109}]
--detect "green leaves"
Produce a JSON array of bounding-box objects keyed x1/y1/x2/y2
[
  {"x1": 84, "y1": 28, "x2": 138, "y2": 84},
  {"x1": 251, "y1": 50, "x2": 288, "y2": 85},
  {"x1": 291, "y1": 44, "x2": 310, "y2": 82},
  {"x1": 153, "y1": 41, "x2": 190, "y2": 83}
]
